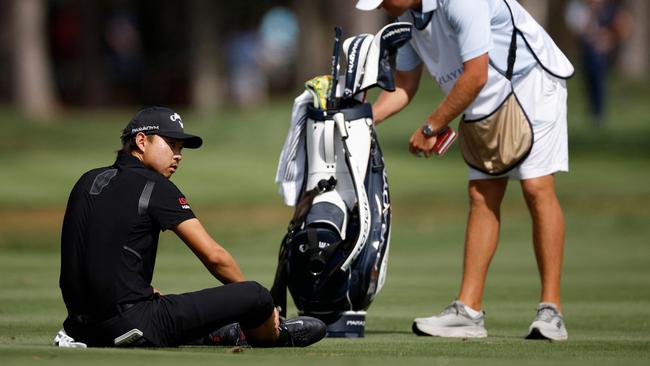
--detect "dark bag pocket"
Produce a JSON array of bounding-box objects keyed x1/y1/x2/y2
[{"x1": 459, "y1": 93, "x2": 533, "y2": 175}]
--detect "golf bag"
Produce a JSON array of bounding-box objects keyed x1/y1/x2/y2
[{"x1": 272, "y1": 23, "x2": 412, "y2": 337}]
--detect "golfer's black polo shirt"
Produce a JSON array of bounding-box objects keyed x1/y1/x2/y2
[{"x1": 60, "y1": 152, "x2": 195, "y2": 317}]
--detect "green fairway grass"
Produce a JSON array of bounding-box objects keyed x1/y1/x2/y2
[{"x1": 1, "y1": 76, "x2": 649, "y2": 365}]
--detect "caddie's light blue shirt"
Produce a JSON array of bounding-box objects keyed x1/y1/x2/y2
[{"x1": 396, "y1": 0, "x2": 537, "y2": 77}]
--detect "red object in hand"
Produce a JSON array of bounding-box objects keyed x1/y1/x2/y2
[{"x1": 432, "y1": 127, "x2": 457, "y2": 156}]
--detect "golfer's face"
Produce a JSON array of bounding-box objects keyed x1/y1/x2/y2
[
  {"x1": 142, "y1": 135, "x2": 183, "y2": 178},
  {"x1": 381, "y1": 0, "x2": 413, "y2": 17}
]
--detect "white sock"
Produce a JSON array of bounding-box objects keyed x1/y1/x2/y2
[{"x1": 463, "y1": 304, "x2": 482, "y2": 319}]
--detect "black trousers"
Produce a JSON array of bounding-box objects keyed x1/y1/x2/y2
[{"x1": 64, "y1": 281, "x2": 275, "y2": 347}]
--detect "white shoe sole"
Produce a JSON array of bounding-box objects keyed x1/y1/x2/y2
[
  {"x1": 412, "y1": 321, "x2": 487, "y2": 338},
  {"x1": 526, "y1": 322, "x2": 568, "y2": 341}
]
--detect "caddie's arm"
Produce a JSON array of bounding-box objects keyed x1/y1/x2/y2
[
  {"x1": 372, "y1": 64, "x2": 423, "y2": 124},
  {"x1": 409, "y1": 53, "x2": 488, "y2": 157},
  {"x1": 173, "y1": 218, "x2": 245, "y2": 284}
]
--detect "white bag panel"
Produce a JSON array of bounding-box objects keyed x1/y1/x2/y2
[
  {"x1": 306, "y1": 118, "x2": 336, "y2": 178},
  {"x1": 343, "y1": 118, "x2": 372, "y2": 180},
  {"x1": 306, "y1": 117, "x2": 372, "y2": 212},
  {"x1": 306, "y1": 117, "x2": 353, "y2": 210}
]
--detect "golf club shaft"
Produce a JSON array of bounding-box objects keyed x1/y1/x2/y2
[{"x1": 328, "y1": 26, "x2": 342, "y2": 109}]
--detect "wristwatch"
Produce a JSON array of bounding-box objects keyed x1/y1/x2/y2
[{"x1": 422, "y1": 122, "x2": 441, "y2": 137}]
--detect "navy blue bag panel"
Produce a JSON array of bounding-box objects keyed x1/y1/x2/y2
[{"x1": 348, "y1": 128, "x2": 391, "y2": 310}]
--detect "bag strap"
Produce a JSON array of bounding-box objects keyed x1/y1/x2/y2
[
  {"x1": 270, "y1": 236, "x2": 289, "y2": 318},
  {"x1": 504, "y1": 0, "x2": 518, "y2": 81},
  {"x1": 505, "y1": 25, "x2": 517, "y2": 81}
]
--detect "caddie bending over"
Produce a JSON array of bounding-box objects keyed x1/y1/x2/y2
[
  {"x1": 357, "y1": 0, "x2": 573, "y2": 340},
  {"x1": 55, "y1": 107, "x2": 326, "y2": 348}
]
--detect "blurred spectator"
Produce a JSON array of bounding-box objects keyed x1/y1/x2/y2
[
  {"x1": 224, "y1": 7, "x2": 299, "y2": 109},
  {"x1": 50, "y1": 3, "x2": 82, "y2": 104},
  {"x1": 225, "y1": 31, "x2": 267, "y2": 108},
  {"x1": 104, "y1": 8, "x2": 144, "y2": 104},
  {"x1": 259, "y1": 6, "x2": 299, "y2": 91},
  {"x1": 565, "y1": 0, "x2": 633, "y2": 126}
]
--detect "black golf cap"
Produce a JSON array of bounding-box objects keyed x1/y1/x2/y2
[{"x1": 122, "y1": 106, "x2": 203, "y2": 149}]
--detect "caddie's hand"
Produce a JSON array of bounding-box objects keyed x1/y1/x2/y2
[{"x1": 409, "y1": 127, "x2": 437, "y2": 158}]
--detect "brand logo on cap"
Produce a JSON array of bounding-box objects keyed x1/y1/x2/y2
[
  {"x1": 131, "y1": 125, "x2": 159, "y2": 134},
  {"x1": 170, "y1": 113, "x2": 183, "y2": 128}
]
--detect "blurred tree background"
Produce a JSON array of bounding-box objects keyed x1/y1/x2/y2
[{"x1": 0, "y1": 0, "x2": 647, "y2": 121}]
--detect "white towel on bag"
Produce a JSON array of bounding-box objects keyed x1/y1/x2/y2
[{"x1": 275, "y1": 91, "x2": 313, "y2": 206}]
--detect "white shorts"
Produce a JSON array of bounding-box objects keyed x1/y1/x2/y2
[{"x1": 468, "y1": 64, "x2": 569, "y2": 181}]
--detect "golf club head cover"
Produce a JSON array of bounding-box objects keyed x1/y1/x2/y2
[
  {"x1": 342, "y1": 34, "x2": 374, "y2": 100},
  {"x1": 359, "y1": 22, "x2": 413, "y2": 92},
  {"x1": 305, "y1": 75, "x2": 332, "y2": 109}
]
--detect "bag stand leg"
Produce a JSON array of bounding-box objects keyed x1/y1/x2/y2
[{"x1": 324, "y1": 311, "x2": 367, "y2": 338}]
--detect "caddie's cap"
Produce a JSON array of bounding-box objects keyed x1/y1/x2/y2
[
  {"x1": 122, "y1": 106, "x2": 203, "y2": 149},
  {"x1": 356, "y1": 0, "x2": 383, "y2": 11}
]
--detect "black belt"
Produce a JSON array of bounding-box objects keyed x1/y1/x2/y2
[
  {"x1": 306, "y1": 103, "x2": 373, "y2": 121},
  {"x1": 69, "y1": 303, "x2": 136, "y2": 325}
]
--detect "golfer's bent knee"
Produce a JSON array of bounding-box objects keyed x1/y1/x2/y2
[{"x1": 237, "y1": 281, "x2": 274, "y2": 329}]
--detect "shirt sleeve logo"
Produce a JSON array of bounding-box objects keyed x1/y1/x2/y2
[{"x1": 178, "y1": 197, "x2": 191, "y2": 209}]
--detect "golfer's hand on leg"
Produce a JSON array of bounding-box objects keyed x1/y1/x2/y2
[{"x1": 274, "y1": 307, "x2": 281, "y2": 331}]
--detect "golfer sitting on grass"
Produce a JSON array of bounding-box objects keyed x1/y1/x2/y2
[{"x1": 54, "y1": 107, "x2": 326, "y2": 348}]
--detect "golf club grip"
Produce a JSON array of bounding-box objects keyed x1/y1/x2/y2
[{"x1": 328, "y1": 27, "x2": 342, "y2": 109}]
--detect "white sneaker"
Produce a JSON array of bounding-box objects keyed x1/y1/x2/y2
[
  {"x1": 53, "y1": 329, "x2": 87, "y2": 348},
  {"x1": 525, "y1": 303, "x2": 568, "y2": 341},
  {"x1": 412, "y1": 300, "x2": 487, "y2": 338}
]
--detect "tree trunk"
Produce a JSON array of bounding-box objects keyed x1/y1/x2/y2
[
  {"x1": 618, "y1": 0, "x2": 648, "y2": 78},
  {"x1": 292, "y1": 0, "x2": 387, "y2": 89},
  {"x1": 519, "y1": 0, "x2": 549, "y2": 28},
  {"x1": 546, "y1": 0, "x2": 574, "y2": 57},
  {"x1": 189, "y1": 0, "x2": 222, "y2": 113},
  {"x1": 293, "y1": 0, "x2": 329, "y2": 85},
  {"x1": 12, "y1": 0, "x2": 58, "y2": 121},
  {"x1": 79, "y1": 0, "x2": 109, "y2": 106},
  {"x1": 333, "y1": 0, "x2": 387, "y2": 36}
]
